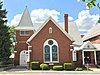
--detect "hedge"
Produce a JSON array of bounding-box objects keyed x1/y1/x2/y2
[
  {"x1": 53, "y1": 65, "x2": 63, "y2": 71},
  {"x1": 75, "y1": 67, "x2": 83, "y2": 71},
  {"x1": 31, "y1": 61, "x2": 40, "y2": 70},
  {"x1": 40, "y1": 64, "x2": 48, "y2": 70},
  {"x1": 64, "y1": 63, "x2": 73, "y2": 70}
]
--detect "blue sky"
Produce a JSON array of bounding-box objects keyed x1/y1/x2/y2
[{"x1": 3, "y1": 0, "x2": 100, "y2": 31}]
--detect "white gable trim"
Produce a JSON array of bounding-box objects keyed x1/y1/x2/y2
[
  {"x1": 79, "y1": 41, "x2": 96, "y2": 50},
  {"x1": 27, "y1": 17, "x2": 74, "y2": 42}
]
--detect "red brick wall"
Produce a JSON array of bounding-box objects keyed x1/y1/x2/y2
[
  {"x1": 75, "y1": 51, "x2": 82, "y2": 66},
  {"x1": 89, "y1": 35, "x2": 100, "y2": 44},
  {"x1": 29, "y1": 20, "x2": 72, "y2": 65},
  {"x1": 90, "y1": 51, "x2": 95, "y2": 64},
  {"x1": 15, "y1": 30, "x2": 34, "y2": 65}
]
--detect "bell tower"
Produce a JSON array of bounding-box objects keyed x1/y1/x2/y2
[{"x1": 15, "y1": 7, "x2": 34, "y2": 65}]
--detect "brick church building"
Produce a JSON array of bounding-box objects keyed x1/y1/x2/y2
[{"x1": 14, "y1": 7, "x2": 100, "y2": 67}]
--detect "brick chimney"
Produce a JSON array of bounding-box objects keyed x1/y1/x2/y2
[{"x1": 64, "y1": 14, "x2": 68, "y2": 33}]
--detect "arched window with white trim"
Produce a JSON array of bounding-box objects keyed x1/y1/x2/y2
[
  {"x1": 44, "y1": 39, "x2": 59, "y2": 63},
  {"x1": 49, "y1": 27, "x2": 52, "y2": 33}
]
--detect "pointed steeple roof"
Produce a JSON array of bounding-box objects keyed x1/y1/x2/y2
[{"x1": 16, "y1": 6, "x2": 34, "y2": 30}]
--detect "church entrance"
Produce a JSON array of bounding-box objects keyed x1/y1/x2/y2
[
  {"x1": 83, "y1": 51, "x2": 96, "y2": 65},
  {"x1": 20, "y1": 50, "x2": 27, "y2": 66},
  {"x1": 84, "y1": 52, "x2": 91, "y2": 64}
]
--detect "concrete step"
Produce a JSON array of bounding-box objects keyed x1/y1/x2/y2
[{"x1": 84, "y1": 64, "x2": 97, "y2": 68}]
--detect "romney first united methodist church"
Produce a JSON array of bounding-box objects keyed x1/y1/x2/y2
[
  {"x1": 15, "y1": 7, "x2": 100, "y2": 68},
  {"x1": 15, "y1": 7, "x2": 80, "y2": 66}
]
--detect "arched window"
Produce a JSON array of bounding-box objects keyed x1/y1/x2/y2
[
  {"x1": 44, "y1": 45, "x2": 50, "y2": 62},
  {"x1": 52, "y1": 45, "x2": 58, "y2": 61},
  {"x1": 49, "y1": 27, "x2": 52, "y2": 33},
  {"x1": 44, "y1": 39, "x2": 59, "y2": 63}
]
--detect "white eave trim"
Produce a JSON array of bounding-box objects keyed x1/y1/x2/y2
[
  {"x1": 15, "y1": 27, "x2": 34, "y2": 30},
  {"x1": 27, "y1": 16, "x2": 74, "y2": 42},
  {"x1": 77, "y1": 41, "x2": 97, "y2": 51}
]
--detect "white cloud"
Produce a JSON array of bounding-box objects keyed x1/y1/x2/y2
[
  {"x1": 77, "y1": 0, "x2": 81, "y2": 2},
  {"x1": 75, "y1": 10, "x2": 100, "y2": 31},
  {"x1": 31, "y1": 9, "x2": 60, "y2": 23},
  {"x1": 11, "y1": 14, "x2": 22, "y2": 26},
  {"x1": 1, "y1": 0, "x2": 3, "y2": 1},
  {"x1": 68, "y1": 16, "x2": 74, "y2": 21},
  {"x1": 10, "y1": 9, "x2": 60, "y2": 25}
]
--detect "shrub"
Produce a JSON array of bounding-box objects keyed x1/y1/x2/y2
[
  {"x1": 75, "y1": 67, "x2": 83, "y2": 71},
  {"x1": 40, "y1": 64, "x2": 48, "y2": 70},
  {"x1": 53, "y1": 65, "x2": 63, "y2": 71},
  {"x1": 0, "y1": 64, "x2": 13, "y2": 68},
  {"x1": 64, "y1": 63, "x2": 73, "y2": 70},
  {"x1": 31, "y1": 61, "x2": 40, "y2": 70}
]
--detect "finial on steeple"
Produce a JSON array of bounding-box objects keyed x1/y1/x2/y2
[{"x1": 25, "y1": 6, "x2": 28, "y2": 8}]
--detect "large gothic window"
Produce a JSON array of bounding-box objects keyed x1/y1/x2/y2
[{"x1": 44, "y1": 39, "x2": 58, "y2": 63}]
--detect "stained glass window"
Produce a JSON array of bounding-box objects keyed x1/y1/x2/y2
[
  {"x1": 44, "y1": 45, "x2": 50, "y2": 61},
  {"x1": 44, "y1": 39, "x2": 58, "y2": 63},
  {"x1": 52, "y1": 45, "x2": 58, "y2": 61}
]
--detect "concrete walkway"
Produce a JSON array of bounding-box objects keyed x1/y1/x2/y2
[
  {"x1": 1, "y1": 66, "x2": 100, "y2": 74},
  {"x1": 1, "y1": 70, "x2": 100, "y2": 75},
  {"x1": 90, "y1": 68, "x2": 100, "y2": 71}
]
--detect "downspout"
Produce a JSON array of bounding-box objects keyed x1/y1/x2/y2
[
  {"x1": 26, "y1": 41, "x2": 32, "y2": 51},
  {"x1": 26, "y1": 41, "x2": 30, "y2": 45},
  {"x1": 26, "y1": 41, "x2": 32, "y2": 69},
  {"x1": 26, "y1": 41, "x2": 30, "y2": 63}
]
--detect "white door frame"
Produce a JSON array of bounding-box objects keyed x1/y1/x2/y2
[
  {"x1": 82, "y1": 50, "x2": 97, "y2": 65},
  {"x1": 20, "y1": 50, "x2": 27, "y2": 66}
]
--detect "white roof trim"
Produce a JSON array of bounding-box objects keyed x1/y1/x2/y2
[
  {"x1": 82, "y1": 23, "x2": 100, "y2": 41},
  {"x1": 93, "y1": 44, "x2": 100, "y2": 51},
  {"x1": 27, "y1": 16, "x2": 74, "y2": 42},
  {"x1": 16, "y1": 27, "x2": 34, "y2": 30},
  {"x1": 79, "y1": 41, "x2": 96, "y2": 50},
  {"x1": 82, "y1": 31, "x2": 100, "y2": 41}
]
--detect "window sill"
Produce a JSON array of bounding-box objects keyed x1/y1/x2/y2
[
  {"x1": 49, "y1": 63, "x2": 54, "y2": 65},
  {"x1": 20, "y1": 35, "x2": 30, "y2": 36},
  {"x1": 44, "y1": 61, "x2": 59, "y2": 64}
]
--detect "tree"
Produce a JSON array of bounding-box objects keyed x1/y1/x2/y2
[
  {"x1": 8, "y1": 26, "x2": 16, "y2": 53},
  {"x1": 0, "y1": 1, "x2": 12, "y2": 64},
  {"x1": 81, "y1": 0, "x2": 100, "y2": 23},
  {"x1": 98, "y1": 17, "x2": 100, "y2": 23},
  {"x1": 81, "y1": 0, "x2": 100, "y2": 9}
]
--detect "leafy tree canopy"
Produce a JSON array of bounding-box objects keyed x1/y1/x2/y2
[
  {"x1": 8, "y1": 26, "x2": 16, "y2": 53},
  {"x1": 81, "y1": 0, "x2": 100, "y2": 9}
]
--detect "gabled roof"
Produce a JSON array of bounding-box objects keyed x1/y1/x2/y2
[
  {"x1": 68, "y1": 22, "x2": 83, "y2": 45},
  {"x1": 93, "y1": 44, "x2": 100, "y2": 51},
  {"x1": 27, "y1": 17, "x2": 74, "y2": 42},
  {"x1": 79, "y1": 41, "x2": 96, "y2": 50},
  {"x1": 16, "y1": 6, "x2": 34, "y2": 30},
  {"x1": 32, "y1": 22, "x2": 83, "y2": 45},
  {"x1": 82, "y1": 23, "x2": 100, "y2": 41}
]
